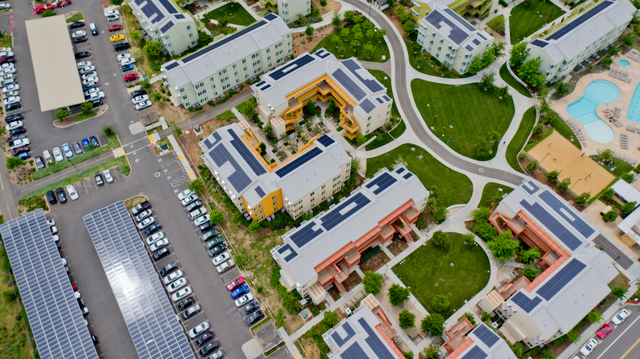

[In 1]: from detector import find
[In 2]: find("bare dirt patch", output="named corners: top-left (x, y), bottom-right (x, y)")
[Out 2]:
top-left (328, 285), bottom-right (341, 301)
top-left (7, 158), bottom-right (36, 186)
top-left (359, 251), bottom-right (390, 272)
top-left (178, 118), bottom-right (233, 167)
top-left (292, 25), bottom-right (335, 57)
top-left (383, 6), bottom-right (411, 41)
top-left (388, 237), bottom-right (409, 256)
top-left (343, 271), bottom-right (363, 292)
top-left (313, 0), bottom-right (341, 16)
top-left (300, 337), bottom-right (322, 359)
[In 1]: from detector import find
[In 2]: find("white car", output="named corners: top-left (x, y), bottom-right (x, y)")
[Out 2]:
top-left (86, 92), bottom-right (105, 101)
top-left (52, 147), bottom-right (64, 162)
top-left (187, 321), bottom-right (210, 339)
top-left (47, 219), bottom-right (56, 227)
top-left (9, 138), bottom-right (29, 149)
top-left (212, 252), bottom-right (230, 266)
top-left (117, 53), bottom-right (131, 62)
top-left (77, 61), bottom-right (92, 68)
top-left (178, 189), bottom-right (195, 201)
top-left (4, 96), bottom-right (19, 105)
top-left (189, 207), bottom-right (207, 220)
top-left (66, 184), bottom-right (79, 200)
top-left (579, 338), bottom-right (599, 356)
top-left (162, 270), bottom-right (184, 285)
top-left (145, 231), bottom-right (165, 246)
top-left (1, 63), bottom-right (14, 70)
top-left (135, 100), bottom-right (152, 111)
top-left (1, 84), bottom-right (17, 93)
top-left (612, 308), bottom-right (631, 325)
top-left (149, 238), bottom-right (169, 252)
top-left (103, 169), bottom-right (114, 183)
top-left (5, 121), bottom-right (22, 131)
top-left (216, 259), bottom-right (235, 273)
top-left (104, 9), bottom-right (120, 16)
top-left (171, 287), bottom-right (192, 302)
top-left (0, 48), bottom-right (12, 53)
top-left (3, 90), bottom-right (18, 99)
top-left (0, 51), bottom-right (13, 58)
top-left (137, 216), bottom-right (155, 229)
top-left (106, 14), bottom-right (119, 21)
top-left (194, 214), bottom-right (210, 226)
top-left (84, 87), bottom-right (101, 97)
top-left (0, 68), bottom-right (15, 76)
top-left (82, 72), bottom-right (98, 80)
top-left (135, 209), bottom-right (153, 222)
top-left (79, 66), bottom-right (96, 75)
top-left (120, 57), bottom-right (136, 66)
top-left (71, 30), bottom-right (86, 38)
top-left (166, 277), bottom-right (187, 293)
top-left (235, 293), bottom-right (254, 307)
top-left (50, 225), bottom-right (58, 235)
top-left (82, 77), bottom-right (99, 86)
top-left (132, 95), bottom-right (149, 104)
top-left (51, 235), bottom-right (59, 242)
top-left (181, 194), bottom-right (198, 206)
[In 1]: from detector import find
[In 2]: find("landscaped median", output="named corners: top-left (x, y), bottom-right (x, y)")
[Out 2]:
top-left (506, 106), bottom-right (536, 173)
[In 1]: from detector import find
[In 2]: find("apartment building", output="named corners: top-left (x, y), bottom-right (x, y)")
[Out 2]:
top-left (411, 0), bottom-right (492, 23)
top-left (526, 0), bottom-right (634, 82)
top-left (488, 180), bottom-right (618, 348)
top-left (199, 122), bottom-right (351, 222)
top-left (128, 0), bottom-right (198, 55)
top-left (259, 0), bottom-right (310, 24)
top-left (442, 320), bottom-right (516, 359)
top-left (162, 14), bottom-right (292, 109)
top-left (252, 48), bottom-right (393, 140)
top-left (416, 4), bottom-right (493, 74)
top-left (271, 166), bottom-right (428, 303)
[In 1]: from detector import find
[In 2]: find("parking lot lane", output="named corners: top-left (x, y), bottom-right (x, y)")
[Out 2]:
top-left (588, 306), bottom-right (640, 359)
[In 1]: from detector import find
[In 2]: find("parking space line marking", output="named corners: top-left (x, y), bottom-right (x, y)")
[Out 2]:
top-left (596, 313), bottom-right (640, 359)
top-left (121, 136), bottom-right (150, 148)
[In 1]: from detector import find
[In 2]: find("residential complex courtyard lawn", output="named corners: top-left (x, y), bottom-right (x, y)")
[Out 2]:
top-left (479, 182), bottom-right (514, 208)
top-left (509, 0), bottom-right (564, 44)
top-left (506, 106), bottom-right (536, 173)
top-left (366, 144), bottom-right (473, 208)
top-left (500, 63), bottom-right (532, 98)
top-left (393, 233), bottom-right (490, 318)
top-left (203, 2), bottom-right (255, 26)
top-left (312, 21), bottom-right (390, 63)
top-left (411, 79), bottom-right (515, 161)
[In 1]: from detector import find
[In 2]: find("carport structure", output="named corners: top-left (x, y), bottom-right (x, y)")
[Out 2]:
top-left (25, 15), bottom-right (84, 112)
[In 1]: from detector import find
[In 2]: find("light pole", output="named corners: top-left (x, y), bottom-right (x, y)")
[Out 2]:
top-left (571, 177), bottom-right (582, 189)
top-left (541, 152), bottom-right (551, 165)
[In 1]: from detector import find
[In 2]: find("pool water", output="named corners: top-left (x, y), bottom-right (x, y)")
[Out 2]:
top-left (620, 59), bottom-right (631, 68)
top-left (628, 80), bottom-right (640, 122)
top-left (566, 80), bottom-right (619, 144)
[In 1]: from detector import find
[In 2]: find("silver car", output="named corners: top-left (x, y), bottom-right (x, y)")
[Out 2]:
top-left (61, 143), bottom-right (74, 159)
top-left (52, 147), bottom-right (64, 162)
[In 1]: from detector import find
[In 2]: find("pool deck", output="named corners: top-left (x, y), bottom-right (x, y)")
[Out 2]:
top-left (553, 53), bottom-right (640, 162)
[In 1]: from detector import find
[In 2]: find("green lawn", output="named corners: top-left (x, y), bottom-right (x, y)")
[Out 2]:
top-left (591, 155), bottom-right (634, 178)
top-left (393, 232), bottom-right (490, 318)
top-left (203, 2), bottom-right (255, 26)
top-left (366, 144), bottom-right (473, 207)
top-left (364, 69), bottom-right (405, 150)
top-left (411, 79), bottom-right (515, 160)
top-left (509, 0), bottom-right (564, 43)
top-left (368, 70), bottom-right (399, 118)
top-left (479, 182), bottom-right (514, 208)
top-left (312, 22), bottom-right (390, 63)
top-left (366, 120), bottom-right (406, 150)
top-left (500, 63), bottom-right (532, 98)
top-left (548, 110), bottom-right (581, 149)
top-left (405, 41), bottom-right (440, 76)
top-left (66, 12), bottom-right (84, 23)
top-left (506, 106), bottom-right (536, 173)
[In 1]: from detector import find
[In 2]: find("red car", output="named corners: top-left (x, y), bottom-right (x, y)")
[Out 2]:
top-left (596, 323), bottom-right (613, 339)
top-left (11, 146), bottom-right (29, 156)
top-left (226, 277), bottom-right (245, 292)
top-left (34, 4), bottom-right (54, 14)
top-left (124, 73), bottom-right (138, 82)
top-left (109, 24), bottom-right (123, 32)
top-left (0, 57), bottom-right (15, 64)
top-left (72, 283), bottom-right (77, 291)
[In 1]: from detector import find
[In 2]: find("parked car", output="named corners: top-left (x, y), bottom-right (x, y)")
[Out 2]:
top-left (188, 321), bottom-right (210, 339)
top-left (230, 284), bottom-right (249, 299)
top-left (8, 133), bottom-right (26, 142)
top-left (94, 172), bottom-right (104, 186)
top-left (159, 262), bottom-right (178, 277)
top-left (208, 243), bottom-right (227, 258)
top-left (84, 87), bottom-right (100, 97)
top-left (135, 209), bottom-right (153, 222)
top-left (109, 34), bottom-right (124, 42)
top-left (136, 216), bottom-right (155, 229)
top-left (121, 64), bottom-right (134, 72)
top-left (71, 30), bottom-right (86, 39)
top-left (166, 277), bottom-right (187, 293)
top-left (149, 238), bottom-right (169, 252)
top-left (117, 53), bottom-right (131, 62)
top-left (205, 237), bottom-right (225, 249)
top-left (16, 152), bottom-right (30, 161)
top-left (135, 100), bottom-right (152, 111)
top-left (2, 90), bottom-right (17, 100)
top-left (72, 142), bottom-right (83, 155)
top-left (103, 169), bottom-right (114, 183)
top-left (82, 72), bottom-right (97, 80)
top-left (61, 143), bottom-right (74, 159)
top-left (131, 200), bottom-right (151, 215)
top-left (212, 252), bottom-right (230, 266)
top-left (194, 214), bottom-right (211, 226)
top-left (183, 305), bottom-right (201, 320)
top-left (199, 221), bottom-right (214, 232)
top-left (200, 341), bottom-right (220, 356)
top-left (90, 23), bottom-right (98, 35)
top-left (104, 9), bottom-right (120, 17)
top-left (5, 113), bottom-right (22, 122)
top-left (75, 52), bottom-right (91, 60)
top-left (81, 138), bottom-right (91, 151)
top-left (52, 147), bottom-right (64, 162)
top-left (145, 223), bottom-right (162, 236)
top-left (34, 156), bottom-right (45, 170)
top-left (82, 77), bottom-right (99, 86)
top-left (171, 286), bottom-right (192, 302)
top-left (4, 95), bottom-right (19, 104)
top-left (130, 89), bottom-right (146, 98)
top-left (106, 14), bottom-right (119, 21)
top-left (195, 329), bottom-right (213, 346)
top-left (202, 229), bottom-right (220, 242)
top-left (612, 309), bottom-right (631, 325)
top-left (109, 24), bottom-right (123, 32)
top-left (245, 310), bottom-right (265, 326)
top-left (162, 270), bottom-right (184, 285)
top-left (121, 58), bottom-right (136, 66)
top-left (89, 136), bottom-right (100, 147)
top-left (244, 301), bottom-right (260, 315)
top-left (579, 338), bottom-right (599, 357)
top-left (189, 207), bottom-right (207, 220)
top-left (79, 66), bottom-right (96, 75)
top-left (77, 61), bottom-right (92, 68)
top-left (46, 190), bottom-right (57, 204)
top-left (185, 200), bottom-right (203, 212)
top-left (596, 323), bottom-right (613, 339)
top-left (235, 293), bottom-right (254, 307)
top-left (66, 184), bottom-right (79, 200)
top-left (146, 232), bottom-right (165, 246)
top-left (8, 128), bottom-right (25, 136)
top-left (181, 194), bottom-right (198, 206)
top-left (114, 43), bottom-right (130, 51)
top-left (55, 188), bottom-right (67, 203)
top-left (132, 94), bottom-right (149, 104)
top-left (5, 102), bottom-right (20, 111)
top-left (153, 247), bottom-right (170, 261)
top-left (10, 146), bottom-right (28, 157)
top-left (226, 277), bottom-right (245, 292)
top-left (5, 121), bottom-right (22, 132)
top-left (177, 296), bottom-right (195, 311)
top-left (124, 73), bottom-right (138, 82)
top-left (9, 138), bottom-right (29, 149)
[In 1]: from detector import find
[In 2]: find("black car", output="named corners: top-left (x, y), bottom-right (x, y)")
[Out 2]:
top-left (159, 262), bottom-right (178, 277)
top-left (131, 200), bottom-right (151, 215)
top-left (89, 99), bottom-right (103, 107)
top-left (177, 296), bottom-right (194, 310)
top-left (130, 90), bottom-right (146, 98)
top-left (196, 331), bottom-right (215, 347)
top-left (73, 36), bottom-right (87, 43)
top-left (74, 51), bottom-right (91, 59)
top-left (5, 102), bottom-right (20, 111)
top-left (45, 190), bottom-right (57, 204)
top-left (145, 223), bottom-right (162, 236)
top-left (34, 156), bottom-right (45, 170)
top-left (245, 310), bottom-right (265, 326)
top-left (82, 84), bottom-right (97, 92)
top-left (69, 21), bottom-right (85, 29)
top-left (244, 301), bottom-right (260, 315)
top-left (200, 341), bottom-right (219, 356)
top-left (10, 147), bottom-right (28, 156)
top-left (8, 133), bottom-right (26, 142)
top-left (114, 43), bottom-right (130, 51)
top-left (5, 113), bottom-right (22, 123)
top-left (199, 221), bottom-right (214, 232)
top-left (9, 128), bottom-right (25, 136)
top-left (185, 200), bottom-right (203, 212)
top-left (202, 229), bottom-right (221, 242)
top-left (152, 247), bottom-right (170, 261)
top-left (94, 172), bottom-right (104, 186)
top-left (208, 243), bottom-right (227, 257)
top-left (55, 188), bottom-right (67, 203)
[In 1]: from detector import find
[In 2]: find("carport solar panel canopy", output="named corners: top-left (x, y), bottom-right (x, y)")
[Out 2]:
top-left (0, 210), bottom-right (98, 359)
top-left (83, 202), bottom-right (195, 359)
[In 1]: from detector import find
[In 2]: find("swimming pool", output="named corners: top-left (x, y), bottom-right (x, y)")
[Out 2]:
top-left (620, 59), bottom-right (631, 68)
top-left (628, 80), bottom-right (640, 123)
top-left (566, 80), bottom-right (619, 144)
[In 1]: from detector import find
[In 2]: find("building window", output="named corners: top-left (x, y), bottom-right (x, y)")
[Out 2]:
top-left (187, 25), bottom-right (191, 30)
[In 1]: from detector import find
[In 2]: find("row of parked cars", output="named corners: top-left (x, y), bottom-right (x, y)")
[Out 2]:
top-left (0, 47), bottom-right (21, 112)
top-left (572, 308), bottom-right (631, 358)
top-left (44, 169), bottom-right (114, 204)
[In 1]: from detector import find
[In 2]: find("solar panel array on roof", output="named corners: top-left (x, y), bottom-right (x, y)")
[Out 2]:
top-left (358, 318), bottom-right (396, 359)
top-left (465, 45), bottom-right (474, 51)
top-left (321, 193), bottom-right (371, 230)
top-left (537, 259), bottom-right (586, 301)
top-left (290, 221), bottom-right (325, 248)
top-left (444, 8), bottom-right (476, 31)
top-left (461, 346), bottom-right (488, 359)
top-left (332, 322), bottom-right (356, 347)
top-left (208, 146), bottom-right (252, 192)
top-left (255, 186), bottom-right (266, 198)
top-left (228, 129), bottom-right (267, 176)
top-left (376, 97), bottom-right (384, 104)
top-left (160, 20), bottom-right (174, 33)
top-left (141, 2), bottom-right (164, 23)
top-left (365, 172), bottom-right (397, 195)
top-left (396, 167), bottom-right (405, 174)
top-left (315, 49), bottom-right (331, 58)
top-left (264, 13), bottom-right (278, 21)
top-left (426, 10), bottom-right (469, 45)
top-left (277, 244), bottom-right (298, 262)
top-left (275, 147), bottom-right (322, 177)
top-left (134, 0), bottom-right (144, 4)
top-left (472, 38), bottom-right (481, 45)
top-left (531, 39), bottom-right (549, 48)
top-left (175, 14), bottom-right (185, 19)
top-left (539, 191), bottom-right (594, 238)
top-left (203, 138), bottom-right (213, 149)
top-left (255, 81), bottom-right (265, 88)
top-left (383, 95), bottom-right (391, 102)
top-left (522, 181), bottom-right (539, 195)
top-left (0, 210), bottom-right (99, 359)
top-left (547, 1), bottom-right (613, 40)
top-left (316, 134), bottom-right (335, 147)
top-left (477, 32), bottom-right (487, 40)
top-left (158, 0), bottom-right (178, 13)
top-left (473, 324), bottom-right (499, 347)
top-left (181, 21), bottom-right (267, 63)
top-left (403, 173), bottom-right (413, 179)
top-left (261, 84), bottom-right (272, 91)
top-left (519, 200), bottom-right (583, 250)
top-left (342, 342), bottom-right (368, 359)
top-left (332, 68), bottom-right (366, 101)
top-left (83, 202), bottom-right (195, 359)
top-left (164, 61), bottom-right (180, 70)
top-left (511, 292), bottom-right (542, 313)
top-left (342, 59), bottom-right (384, 93)
top-left (360, 99), bottom-right (375, 114)
top-left (269, 54), bottom-right (315, 80)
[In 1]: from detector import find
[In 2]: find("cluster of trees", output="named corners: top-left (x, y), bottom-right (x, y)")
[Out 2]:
top-left (329, 13), bottom-right (385, 59)
top-left (395, 6), bottom-right (417, 37)
top-left (544, 170), bottom-right (591, 205)
top-left (469, 42), bottom-right (505, 75)
top-left (510, 42), bottom-right (546, 89)
top-left (416, 190), bottom-right (448, 227)
top-left (471, 207), bottom-right (520, 263)
top-left (475, 129), bottom-right (502, 160)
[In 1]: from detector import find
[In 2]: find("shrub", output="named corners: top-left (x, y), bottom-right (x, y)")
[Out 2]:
top-left (621, 201), bottom-right (637, 215)
top-left (431, 295), bottom-right (450, 313)
top-left (421, 314), bottom-right (445, 336)
top-left (603, 210), bottom-right (618, 222)
top-left (557, 178), bottom-right (570, 192)
top-left (431, 230), bottom-right (450, 248)
top-left (546, 170), bottom-right (559, 182)
top-left (458, 312), bottom-right (476, 326)
top-left (622, 173), bottom-right (635, 183)
top-left (526, 160), bottom-right (538, 172)
top-left (398, 310), bottom-right (415, 329)
top-left (323, 311), bottom-right (339, 327)
top-left (388, 284), bottom-right (410, 306)
top-left (363, 270), bottom-right (383, 295)
top-left (532, 123), bottom-right (544, 136)
top-left (575, 192), bottom-right (591, 206)
top-left (210, 210), bottom-right (224, 224)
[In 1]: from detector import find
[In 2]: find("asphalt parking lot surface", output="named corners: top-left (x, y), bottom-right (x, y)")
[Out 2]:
top-left (584, 305), bottom-right (640, 359)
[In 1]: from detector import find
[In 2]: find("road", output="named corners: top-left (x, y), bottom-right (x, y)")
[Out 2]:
top-left (588, 305), bottom-right (640, 359)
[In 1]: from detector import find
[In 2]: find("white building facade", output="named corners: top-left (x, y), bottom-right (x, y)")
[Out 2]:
top-left (277, 0), bottom-right (311, 24)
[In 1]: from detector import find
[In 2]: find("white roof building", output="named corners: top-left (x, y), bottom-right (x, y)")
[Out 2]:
top-left (611, 180), bottom-right (640, 205)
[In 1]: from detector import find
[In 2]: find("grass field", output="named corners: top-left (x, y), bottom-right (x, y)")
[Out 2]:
top-left (591, 155), bottom-right (634, 178)
top-left (203, 2), bottom-right (255, 26)
top-left (479, 182), bottom-right (514, 208)
top-left (366, 144), bottom-right (473, 208)
top-left (312, 22), bottom-right (390, 63)
top-left (500, 63), bottom-right (532, 98)
top-left (366, 120), bottom-right (406, 150)
top-left (411, 79), bottom-right (515, 160)
top-left (506, 106), bottom-right (536, 173)
top-left (405, 41), bottom-right (441, 76)
top-left (509, 0), bottom-right (564, 43)
top-left (66, 12), bottom-right (84, 23)
top-left (365, 69), bottom-right (405, 150)
top-left (393, 232), bottom-right (490, 318)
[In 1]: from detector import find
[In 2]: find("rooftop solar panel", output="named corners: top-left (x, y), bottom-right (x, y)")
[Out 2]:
top-left (465, 45), bottom-right (474, 52)
top-left (472, 38), bottom-right (481, 45)
top-left (444, 8), bottom-right (476, 31)
top-left (360, 99), bottom-right (375, 114)
top-left (383, 95), bottom-right (391, 102)
top-left (142, 2), bottom-right (164, 24)
top-left (277, 244), bottom-right (298, 262)
top-left (332, 68), bottom-right (366, 101)
top-left (264, 13), bottom-right (278, 21)
top-left (261, 84), bottom-right (272, 91)
top-left (460, 346), bottom-right (488, 359)
top-left (539, 191), bottom-right (594, 238)
top-left (208, 145), bottom-right (252, 192)
top-left (511, 292), bottom-right (542, 313)
top-left (182, 21), bottom-right (267, 63)
top-left (290, 221), bottom-right (325, 248)
top-left (83, 202), bottom-right (195, 359)
top-left (342, 59), bottom-right (384, 93)
top-left (396, 167), bottom-right (405, 174)
top-left (160, 20), bottom-right (174, 33)
top-left (316, 49), bottom-right (331, 58)
top-left (228, 129), bottom-right (267, 176)
top-left (403, 173), bottom-right (412, 179)
top-left (519, 200), bottom-right (583, 251)
top-left (426, 10), bottom-right (469, 45)
top-left (317, 135), bottom-right (335, 147)
top-left (321, 193), bottom-right (371, 231)
top-left (531, 39), bottom-right (549, 48)
top-left (175, 14), bottom-right (185, 19)
top-left (255, 186), bottom-right (266, 198)
top-left (164, 61), bottom-right (180, 71)
top-left (522, 180), bottom-right (539, 195)
top-left (0, 210), bottom-right (100, 359)
top-left (547, 1), bottom-right (613, 40)
top-left (376, 97), bottom-right (384, 104)
top-left (365, 172), bottom-right (397, 195)
top-left (275, 147), bottom-right (323, 177)
top-left (342, 342), bottom-right (368, 359)
top-left (255, 81), bottom-right (265, 88)
top-left (477, 32), bottom-right (487, 40)
top-left (134, 0), bottom-right (144, 5)
top-left (269, 54), bottom-right (315, 80)
top-left (158, 0), bottom-right (178, 13)
top-left (537, 259), bottom-right (586, 301)
top-left (472, 324), bottom-right (499, 347)
top-left (203, 138), bottom-right (213, 149)
top-left (358, 318), bottom-right (396, 359)
top-left (331, 322), bottom-right (356, 347)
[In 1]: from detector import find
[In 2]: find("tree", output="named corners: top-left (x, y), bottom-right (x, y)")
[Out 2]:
top-left (607, 45), bottom-right (620, 57)
top-left (103, 125), bottom-right (115, 137)
top-left (469, 56), bottom-right (484, 75)
top-left (612, 286), bottom-right (628, 300)
top-left (586, 309), bottom-right (603, 323)
top-left (351, 158), bottom-right (362, 174)
top-left (433, 206), bottom-right (448, 224)
top-left (332, 13), bottom-right (342, 27)
top-left (304, 100), bottom-right (315, 117)
top-left (622, 172), bottom-right (635, 183)
top-left (264, 123), bottom-right (274, 139)
top-left (375, 28), bottom-right (386, 42)
top-left (509, 42), bottom-right (528, 68)
top-left (319, 0), bottom-right (327, 6)
top-left (431, 295), bottom-right (450, 313)
top-left (388, 284), bottom-right (410, 306)
top-left (622, 33), bottom-right (635, 47)
top-left (340, 27), bottom-right (350, 37)
top-left (130, 30), bottom-right (143, 42)
top-left (322, 311), bottom-right (339, 328)
top-left (472, 207), bottom-right (492, 223)
top-left (363, 270), bottom-right (383, 295)
top-left (603, 210), bottom-right (618, 222)
top-left (602, 149), bottom-right (612, 160)
top-left (363, 44), bottom-right (374, 58)
top-left (601, 57), bottom-right (613, 66)
top-left (81, 102), bottom-right (93, 115)
top-left (602, 188), bottom-right (615, 201)
top-left (546, 170), bottom-right (559, 183)
top-left (424, 344), bottom-right (440, 359)
top-left (172, 124), bottom-right (183, 137)
top-left (458, 312), bottom-right (476, 326)
top-left (491, 42), bottom-right (506, 58)
top-left (143, 41), bottom-right (163, 57)
top-left (473, 222), bottom-right (497, 242)
top-left (210, 210), bottom-right (224, 224)
top-left (520, 248), bottom-right (541, 264)
top-left (327, 97), bottom-right (337, 114)
top-left (487, 230), bottom-right (519, 262)
top-left (566, 329), bottom-right (581, 344)
top-left (56, 109), bottom-right (69, 120)
top-left (343, 10), bottom-right (355, 23)
top-left (621, 201), bottom-right (637, 215)
top-left (431, 230), bottom-right (450, 248)
top-left (111, 0), bottom-right (124, 4)
top-left (188, 179), bottom-right (205, 195)
top-left (41, 9), bottom-right (57, 17)
top-left (518, 57), bottom-right (545, 88)
top-left (532, 123), bottom-right (544, 136)
top-left (557, 178), bottom-right (570, 192)
top-left (421, 314), bottom-right (445, 337)
top-left (305, 26), bottom-right (314, 37)
top-left (526, 160), bottom-right (538, 172)
top-left (248, 220), bottom-right (261, 233)
top-left (554, 80), bottom-right (570, 97)
top-left (139, 79), bottom-right (151, 90)
top-left (402, 21), bottom-right (416, 37)
top-left (575, 192), bottom-right (591, 206)
top-left (541, 349), bottom-right (556, 359)
top-left (331, 34), bottom-right (341, 47)
top-left (152, 91), bottom-right (163, 101)
top-left (480, 71), bottom-right (495, 89)
top-left (5, 157), bottom-right (25, 170)
top-left (523, 265), bottom-right (541, 281)
top-left (398, 310), bottom-right (415, 329)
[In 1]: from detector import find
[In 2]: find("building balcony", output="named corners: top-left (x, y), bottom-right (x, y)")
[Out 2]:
top-left (402, 207), bottom-right (419, 222)
top-left (260, 0), bottom-right (277, 6)
top-left (380, 224), bottom-right (395, 240)
top-left (318, 267), bottom-right (333, 286)
top-left (339, 111), bottom-right (359, 139)
top-left (343, 247), bottom-right (360, 267)
top-left (328, 265), bottom-right (348, 283)
top-left (392, 219), bottom-right (412, 236)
